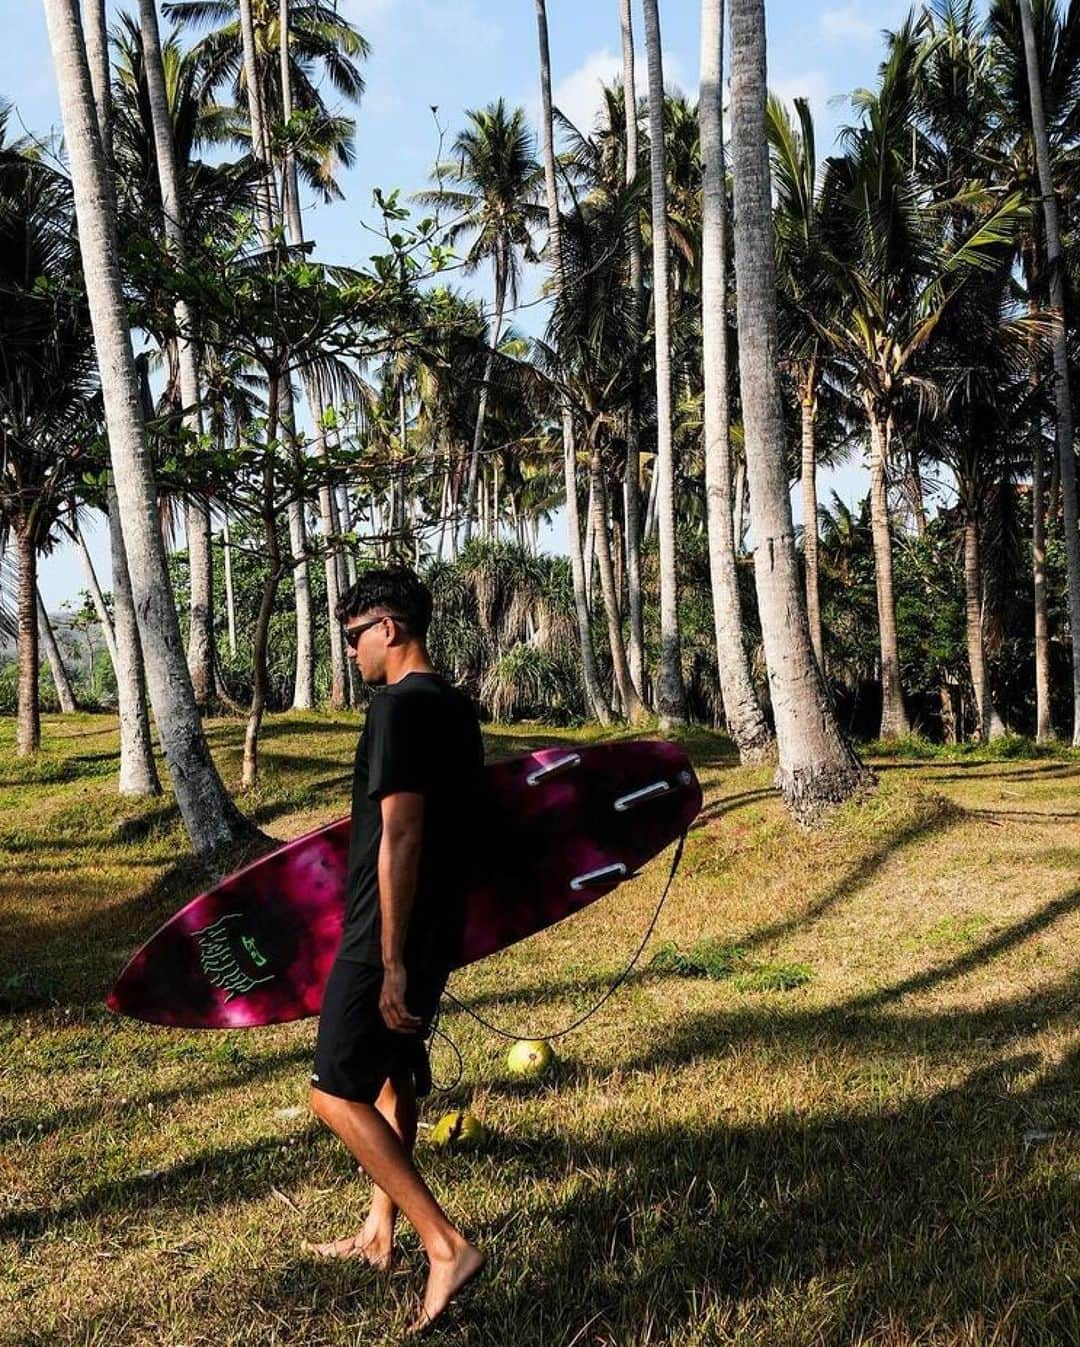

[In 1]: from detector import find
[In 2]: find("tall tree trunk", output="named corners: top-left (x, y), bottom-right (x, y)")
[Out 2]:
top-left (222, 508), bottom-right (238, 657)
top-left (15, 522), bottom-right (41, 754)
top-left (137, 0), bottom-right (215, 709)
top-left (276, 3), bottom-right (345, 710)
top-left (1019, 0), bottom-right (1080, 744)
top-left (88, 12), bottom-right (159, 793)
top-left (463, 264), bottom-right (507, 546)
top-left (69, 513), bottom-right (117, 668)
top-left (700, 0), bottom-right (772, 762)
top-left (244, 382), bottom-right (284, 788)
top-left (185, 498), bottom-right (214, 708)
top-left (642, 0), bottom-right (687, 727)
top-left (38, 590), bottom-right (78, 713)
top-left (963, 509), bottom-right (991, 742)
top-left (620, 0), bottom-right (647, 699)
top-left (44, 0), bottom-right (251, 852)
top-left (277, 382), bottom-right (314, 710)
top-left (867, 409), bottom-right (910, 737)
top-left (1032, 426), bottom-right (1053, 741)
top-left (535, 0), bottom-right (612, 724)
top-left (37, 590), bottom-right (77, 712)
top-left (800, 378), bottom-right (824, 673)
top-left (238, 0), bottom-right (276, 233)
top-left (591, 449), bottom-right (646, 720)
top-left (109, 480), bottom-right (160, 794)
top-left (732, 456), bottom-right (747, 550)
top-left (728, 0), bottom-right (869, 820)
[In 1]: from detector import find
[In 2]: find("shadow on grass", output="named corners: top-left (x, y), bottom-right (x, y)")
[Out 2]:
top-left (10, 1025), bottom-right (1076, 1346)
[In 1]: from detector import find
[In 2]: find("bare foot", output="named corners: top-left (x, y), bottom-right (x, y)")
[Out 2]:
top-left (301, 1224), bottom-right (393, 1270)
top-left (407, 1239), bottom-right (485, 1336)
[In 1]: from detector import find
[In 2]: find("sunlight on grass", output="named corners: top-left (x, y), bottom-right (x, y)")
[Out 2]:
top-left (1, 712), bottom-right (1078, 1346)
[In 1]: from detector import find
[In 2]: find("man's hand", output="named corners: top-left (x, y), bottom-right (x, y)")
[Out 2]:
top-left (380, 962), bottom-right (422, 1033)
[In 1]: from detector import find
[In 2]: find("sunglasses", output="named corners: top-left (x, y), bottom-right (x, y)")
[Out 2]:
top-left (343, 614), bottom-right (407, 650)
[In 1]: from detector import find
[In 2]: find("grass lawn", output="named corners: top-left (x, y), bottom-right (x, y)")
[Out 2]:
top-left (1, 712), bottom-right (1078, 1346)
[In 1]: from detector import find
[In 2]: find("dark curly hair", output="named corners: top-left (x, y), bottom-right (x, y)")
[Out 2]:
top-left (335, 567), bottom-right (433, 640)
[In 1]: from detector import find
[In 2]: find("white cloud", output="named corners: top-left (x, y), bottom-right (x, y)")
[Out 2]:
top-left (552, 47), bottom-right (622, 134)
top-left (820, 5), bottom-right (881, 43)
top-left (551, 46), bottom-right (690, 138)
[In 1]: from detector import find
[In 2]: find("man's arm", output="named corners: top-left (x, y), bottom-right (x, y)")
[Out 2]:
top-left (377, 790), bottom-right (425, 1032)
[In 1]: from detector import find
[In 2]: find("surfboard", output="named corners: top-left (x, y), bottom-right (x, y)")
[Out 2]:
top-left (106, 738), bottom-right (702, 1028)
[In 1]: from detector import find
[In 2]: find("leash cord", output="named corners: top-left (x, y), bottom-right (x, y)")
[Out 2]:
top-left (429, 829), bottom-right (687, 1086)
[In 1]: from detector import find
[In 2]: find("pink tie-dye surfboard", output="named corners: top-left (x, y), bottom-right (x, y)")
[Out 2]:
top-left (107, 739), bottom-right (702, 1028)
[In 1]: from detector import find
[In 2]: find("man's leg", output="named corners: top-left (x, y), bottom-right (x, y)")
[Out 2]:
top-left (310, 1086), bottom-right (484, 1333)
top-left (303, 1072), bottom-right (416, 1266)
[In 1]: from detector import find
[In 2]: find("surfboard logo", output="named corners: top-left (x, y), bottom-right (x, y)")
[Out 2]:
top-left (194, 913), bottom-right (276, 1001)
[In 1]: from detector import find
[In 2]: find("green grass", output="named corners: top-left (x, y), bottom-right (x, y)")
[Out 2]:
top-left (2, 711), bottom-right (1079, 1346)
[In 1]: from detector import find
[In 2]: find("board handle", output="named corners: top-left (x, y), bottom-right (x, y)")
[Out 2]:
top-left (613, 780), bottom-right (673, 811)
top-left (570, 862), bottom-right (628, 891)
top-left (526, 752), bottom-right (581, 786)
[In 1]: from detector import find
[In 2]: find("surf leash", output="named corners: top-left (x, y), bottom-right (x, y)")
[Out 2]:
top-left (432, 828), bottom-right (688, 1081)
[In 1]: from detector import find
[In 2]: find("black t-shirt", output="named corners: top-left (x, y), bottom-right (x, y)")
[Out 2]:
top-left (337, 671), bottom-right (484, 975)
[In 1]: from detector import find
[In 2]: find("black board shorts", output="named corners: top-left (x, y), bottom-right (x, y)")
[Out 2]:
top-left (311, 958), bottom-right (447, 1105)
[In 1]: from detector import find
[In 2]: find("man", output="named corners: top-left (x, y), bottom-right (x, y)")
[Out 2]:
top-left (306, 567), bottom-right (485, 1335)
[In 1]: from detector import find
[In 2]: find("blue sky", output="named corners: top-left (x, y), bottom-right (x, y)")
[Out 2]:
top-left (3, 0), bottom-right (912, 608)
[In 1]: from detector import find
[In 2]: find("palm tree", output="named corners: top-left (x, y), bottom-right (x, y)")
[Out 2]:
top-left (619, 0), bottom-right (647, 698)
top-left (821, 20), bottom-right (1025, 738)
top-left (766, 93), bottom-right (833, 672)
top-left (42, 0), bottom-right (252, 853)
top-left (0, 131), bottom-right (94, 754)
top-left (641, 0), bottom-right (688, 727)
top-left (541, 177), bottom-right (647, 721)
top-left (984, 0), bottom-right (1080, 742)
top-left (85, 3), bottom-right (160, 795)
top-left (1016, 0), bottom-right (1080, 744)
top-left (727, 0), bottom-right (869, 819)
top-left (416, 100), bottom-right (544, 546)
top-left (700, 0), bottom-right (773, 761)
top-left (534, 0), bottom-right (612, 725)
top-left (136, 0), bottom-right (217, 710)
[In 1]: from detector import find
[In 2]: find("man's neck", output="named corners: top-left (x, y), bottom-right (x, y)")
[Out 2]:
top-left (385, 648), bottom-right (436, 685)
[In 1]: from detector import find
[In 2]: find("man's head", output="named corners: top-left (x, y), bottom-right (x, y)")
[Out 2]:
top-left (335, 568), bottom-right (434, 686)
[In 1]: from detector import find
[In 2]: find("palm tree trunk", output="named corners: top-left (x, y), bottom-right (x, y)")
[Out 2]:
top-left (644, 456), bottom-right (659, 539)
top-left (1032, 426), bottom-right (1053, 741)
top-left (16, 521), bottom-right (41, 754)
top-left (620, 0), bottom-right (646, 699)
top-left (185, 498), bottom-right (215, 708)
top-left (108, 480), bottom-right (160, 795)
top-left (464, 266), bottom-right (507, 546)
top-left (962, 509), bottom-right (991, 742)
top-left (277, 380), bottom-right (315, 709)
top-left (275, 4), bottom-right (345, 710)
top-left (800, 381), bottom-right (824, 672)
top-left (1018, 0), bottom-right (1080, 745)
top-left (732, 456), bottom-right (747, 550)
top-left (137, 0), bottom-right (216, 709)
top-left (700, 0), bottom-right (772, 761)
top-left (244, 381), bottom-right (283, 789)
top-left (222, 508), bottom-right (238, 657)
top-left (583, 476), bottom-right (596, 609)
top-left (728, 0), bottom-right (868, 820)
top-left (867, 409), bottom-right (910, 737)
top-left (85, 16), bottom-right (156, 789)
top-left (38, 590), bottom-right (78, 713)
top-left (43, 0), bottom-right (251, 852)
top-left (591, 449), bottom-right (646, 720)
top-left (642, 0), bottom-right (687, 727)
top-left (535, 0), bottom-right (612, 725)
top-left (238, 0), bottom-right (277, 233)
top-left (70, 514), bottom-right (117, 668)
